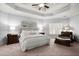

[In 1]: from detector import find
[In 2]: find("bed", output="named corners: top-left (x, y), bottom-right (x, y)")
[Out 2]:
top-left (19, 21), bottom-right (50, 51)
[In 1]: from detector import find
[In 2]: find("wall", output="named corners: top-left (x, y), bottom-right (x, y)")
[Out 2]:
top-left (0, 11), bottom-right (41, 32)
top-left (70, 14), bottom-right (79, 41)
top-left (0, 12), bottom-right (39, 45)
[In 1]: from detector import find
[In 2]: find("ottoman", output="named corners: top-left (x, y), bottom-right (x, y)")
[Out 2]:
top-left (55, 37), bottom-right (71, 46)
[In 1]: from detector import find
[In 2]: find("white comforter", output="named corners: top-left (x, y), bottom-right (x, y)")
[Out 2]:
top-left (19, 34), bottom-right (50, 51)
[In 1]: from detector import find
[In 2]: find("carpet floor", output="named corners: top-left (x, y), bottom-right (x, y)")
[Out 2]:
top-left (0, 39), bottom-right (79, 56)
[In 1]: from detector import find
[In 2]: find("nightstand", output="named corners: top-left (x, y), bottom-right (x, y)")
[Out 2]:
top-left (7, 34), bottom-right (19, 45)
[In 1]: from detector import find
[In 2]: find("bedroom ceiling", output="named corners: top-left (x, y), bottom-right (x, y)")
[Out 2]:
top-left (0, 3), bottom-right (79, 19)
top-left (6, 3), bottom-right (70, 16)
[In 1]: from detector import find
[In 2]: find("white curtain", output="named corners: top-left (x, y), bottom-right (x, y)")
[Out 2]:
top-left (49, 23), bottom-right (66, 35)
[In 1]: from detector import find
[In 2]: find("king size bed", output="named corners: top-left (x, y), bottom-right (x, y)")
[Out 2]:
top-left (19, 21), bottom-right (50, 51)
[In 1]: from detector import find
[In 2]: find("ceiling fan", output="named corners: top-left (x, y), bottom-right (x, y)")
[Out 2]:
top-left (32, 3), bottom-right (49, 11)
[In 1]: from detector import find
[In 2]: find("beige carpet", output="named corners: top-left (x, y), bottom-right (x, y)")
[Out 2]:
top-left (0, 39), bottom-right (79, 56)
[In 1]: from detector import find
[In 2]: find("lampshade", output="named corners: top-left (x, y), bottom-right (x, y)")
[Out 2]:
top-left (62, 24), bottom-right (72, 32)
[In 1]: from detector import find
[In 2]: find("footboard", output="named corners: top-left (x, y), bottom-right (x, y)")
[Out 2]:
top-left (19, 35), bottom-right (50, 51)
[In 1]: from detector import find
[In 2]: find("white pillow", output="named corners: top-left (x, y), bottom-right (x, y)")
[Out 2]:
top-left (21, 30), bottom-right (39, 36)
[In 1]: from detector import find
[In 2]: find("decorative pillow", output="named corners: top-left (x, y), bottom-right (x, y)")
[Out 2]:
top-left (21, 30), bottom-right (39, 36)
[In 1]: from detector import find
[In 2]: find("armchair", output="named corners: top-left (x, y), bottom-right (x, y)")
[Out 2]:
top-left (55, 31), bottom-right (73, 46)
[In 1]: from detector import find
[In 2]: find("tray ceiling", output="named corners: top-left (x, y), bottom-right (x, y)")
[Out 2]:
top-left (6, 3), bottom-right (70, 16)
top-left (0, 3), bottom-right (79, 19)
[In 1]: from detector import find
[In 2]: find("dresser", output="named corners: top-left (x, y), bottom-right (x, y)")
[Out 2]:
top-left (7, 34), bottom-right (19, 45)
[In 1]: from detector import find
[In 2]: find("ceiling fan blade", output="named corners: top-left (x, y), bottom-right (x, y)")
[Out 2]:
top-left (44, 3), bottom-right (47, 4)
top-left (32, 4), bottom-right (38, 6)
top-left (39, 7), bottom-right (42, 10)
top-left (44, 5), bottom-right (49, 8)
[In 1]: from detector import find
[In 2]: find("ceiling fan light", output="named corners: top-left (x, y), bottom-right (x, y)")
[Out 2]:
top-left (39, 4), bottom-right (44, 7)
